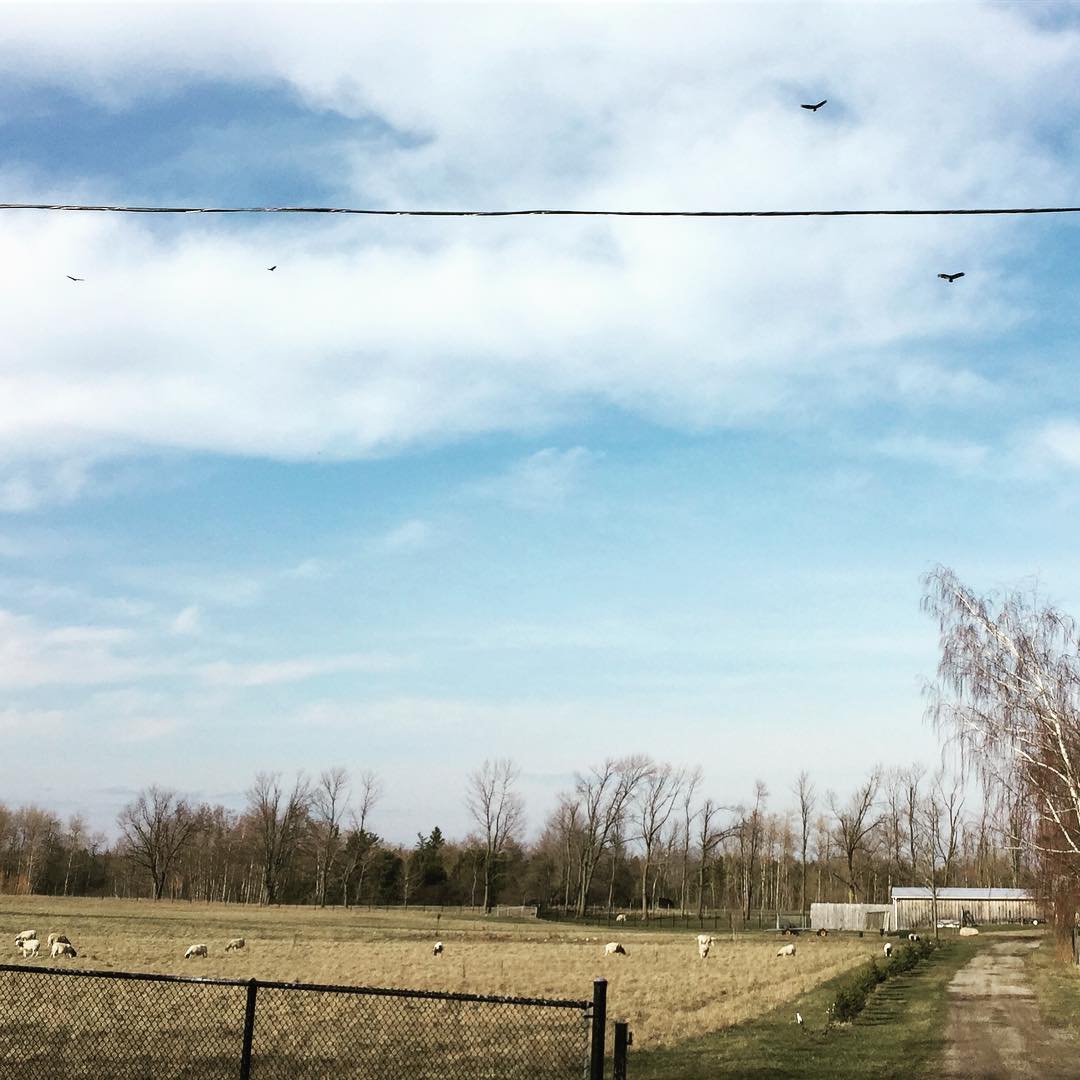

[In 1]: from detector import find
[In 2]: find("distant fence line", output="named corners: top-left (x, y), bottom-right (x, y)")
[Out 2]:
top-left (537, 907), bottom-right (810, 933)
top-left (0, 964), bottom-right (628, 1079)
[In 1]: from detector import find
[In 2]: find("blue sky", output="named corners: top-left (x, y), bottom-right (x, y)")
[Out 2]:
top-left (3, 1), bottom-right (1080, 840)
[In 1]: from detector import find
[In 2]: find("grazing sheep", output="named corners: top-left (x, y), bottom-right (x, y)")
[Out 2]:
top-left (615, 914), bottom-right (627, 923)
top-left (184, 944), bottom-right (208, 959)
top-left (18, 938), bottom-right (40, 958)
top-left (51, 941), bottom-right (77, 959)
top-left (47, 933), bottom-right (71, 949)
top-left (959, 926), bottom-right (979, 937)
top-left (908, 933), bottom-right (920, 943)
top-left (14, 930), bottom-right (37, 946)
top-left (225, 938), bottom-right (245, 952)
top-left (604, 942), bottom-right (628, 956)
top-left (432, 941), bottom-right (444, 957)
top-left (697, 934), bottom-right (715, 960)
top-left (883, 942), bottom-right (893, 957)
top-left (777, 943), bottom-right (797, 958)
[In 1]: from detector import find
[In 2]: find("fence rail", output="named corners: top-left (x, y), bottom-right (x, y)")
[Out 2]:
top-left (0, 963), bottom-right (612, 1079)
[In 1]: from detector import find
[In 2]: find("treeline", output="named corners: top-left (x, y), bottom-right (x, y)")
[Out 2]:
top-left (0, 755), bottom-right (1033, 912)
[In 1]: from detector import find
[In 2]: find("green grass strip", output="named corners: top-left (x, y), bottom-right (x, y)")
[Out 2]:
top-left (630, 936), bottom-right (981, 1080)
top-left (1026, 932), bottom-right (1080, 1038)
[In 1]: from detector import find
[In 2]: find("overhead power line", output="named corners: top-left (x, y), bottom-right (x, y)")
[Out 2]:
top-left (2, 202), bottom-right (1080, 219)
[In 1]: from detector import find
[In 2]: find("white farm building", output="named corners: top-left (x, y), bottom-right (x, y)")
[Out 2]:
top-left (891, 887), bottom-right (1039, 929)
top-left (810, 887), bottom-right (1039, 933)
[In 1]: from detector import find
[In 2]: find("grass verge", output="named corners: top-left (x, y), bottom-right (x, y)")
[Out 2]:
top-left (1026, 931), bottom-right (1080, 1039)
top-left (629, 935), bottom-right (981, 1080)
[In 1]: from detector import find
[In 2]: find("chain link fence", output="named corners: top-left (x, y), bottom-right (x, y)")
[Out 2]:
top-left (0, 963), bottom-right (607, 1079)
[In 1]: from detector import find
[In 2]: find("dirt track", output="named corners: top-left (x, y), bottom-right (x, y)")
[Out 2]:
top-left (942, 935), bottom-right (1076, 1079)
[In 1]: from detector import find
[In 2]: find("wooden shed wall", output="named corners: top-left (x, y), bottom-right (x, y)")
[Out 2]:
top-left (894, 897), bottom-right (1039, 928)
top-left (810, 903), bottom-right (895, 932)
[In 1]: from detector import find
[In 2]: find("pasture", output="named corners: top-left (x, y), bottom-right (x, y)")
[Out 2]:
top-left (0, 896), bottom-right (891, 1050)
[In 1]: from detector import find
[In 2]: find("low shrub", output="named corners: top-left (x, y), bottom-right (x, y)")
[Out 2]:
top-left (829, 939), bottom-right (939, 1024)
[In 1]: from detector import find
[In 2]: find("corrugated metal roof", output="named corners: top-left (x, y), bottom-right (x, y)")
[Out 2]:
top-left (890, 887), bottom-right (1034, 901)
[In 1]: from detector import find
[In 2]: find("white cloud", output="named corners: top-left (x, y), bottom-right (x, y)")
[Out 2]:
top-left (0, 457), bottom-right (95, 512)
top-left (0, 5), bottom-right (1074, 484)
top-left (0, 608), bottom-right (159, 688)
top-left (475, 447), bottom-right (594, 510)
top-left (199, 651), bottom-right (406, 687)
top-left (375, 519), bottom-right (431, 553)
top-left (170, 604), bottom-right (201, 635)
top-left (285, 558), bottom-right (331, 580)
top-left (872, 434), bottom-right (988, 474)
top-left (0, 705), bottom-right (66, 736)
top-left (1028, 419), bottom-right (1080, 470)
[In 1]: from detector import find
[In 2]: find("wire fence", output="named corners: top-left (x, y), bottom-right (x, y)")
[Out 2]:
top-left (0, 964), bottom-right (612, 1079)
top-left (537, 906), bottom-right (809, 934)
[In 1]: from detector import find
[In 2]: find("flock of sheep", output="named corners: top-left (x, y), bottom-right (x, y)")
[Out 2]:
top-left (603, 934), bottom-right (799, 960)
top-left (16, 923), bottom-right (916, 970)
top-left (13, 929), bottom-right (248, 963)
top-left (14, 929), bottom-right (76, 959)
top-left (185, 938), bottom-right (246, 959)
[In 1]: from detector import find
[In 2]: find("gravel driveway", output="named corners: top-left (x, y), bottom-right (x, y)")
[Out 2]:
top-left (941, 935), bottom-right (1076, 1079)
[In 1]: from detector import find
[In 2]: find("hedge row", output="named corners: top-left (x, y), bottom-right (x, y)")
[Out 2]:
top-left (829, 938), bottom-right (938, 1024)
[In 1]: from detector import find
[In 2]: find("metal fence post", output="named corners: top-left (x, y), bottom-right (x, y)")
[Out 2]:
top-left (239, 978), bottom-right (258, 1080)
top-left (613, 1021), bottom-right (629, 1080)
top-left (590, 978), bottom-right (607, 1080)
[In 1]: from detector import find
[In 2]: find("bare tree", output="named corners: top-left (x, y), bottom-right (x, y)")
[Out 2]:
top-left (696, 797), bottom-right (733, 918)
top-left (924, 567), bottom-right (1080, 872)
top-left (466, 758), bottom-right (525, 912)
top-left (829, 770), bottom-right (881, 902)
top-left (934, 770), bottom-right (965, 888)
top-left (744, 781), bottom-right (769, 919)
top-left (117, 787), bottom-right (197, 900)
top-left (794, 771), bottom-right (816, 917)
top-left (571, 756), bottom-right (650, 915)
top-left (634, 762), bottom-right (683, 916)
top-left (340, 769), bottom-right (382, 906)
top-left (246, 772), bottom-right (312, 905)
top-left (311, 767), bottom-right (350, 908)
top-left (677, 767), bottom-right (703, 910)
top-left (62, 814), bottom-right (85, 897)
top-left (904, 763), bottom-right (927, 878)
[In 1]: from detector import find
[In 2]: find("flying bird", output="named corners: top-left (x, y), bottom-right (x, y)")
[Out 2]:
top-left (267, 265), bottom-right (277, 271)
top-left (938, 272), bottom-right (965, 283)
top-left (801, 100), bottom-right (827, 112)
top-left (66, 275), bottom-right (85, 282)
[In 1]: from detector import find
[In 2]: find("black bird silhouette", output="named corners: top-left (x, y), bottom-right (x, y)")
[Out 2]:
top-left (66, 275), bottom-right (85, 282)
top-left (801, 100), bottom-right (827, 111)
top-left (938, 272), bottom-right (965, 283)
top-left (267, 265), bottom-right (277, 271)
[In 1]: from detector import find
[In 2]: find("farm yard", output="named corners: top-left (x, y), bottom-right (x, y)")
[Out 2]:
top-left (0, 896), bottom-right (890, 1053)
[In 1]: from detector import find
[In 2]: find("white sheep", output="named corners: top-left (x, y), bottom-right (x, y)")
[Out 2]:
top-left (51, 941), bottom-right (77, 959)
top-left (604, 942), bottom-right (628, 956)
top-left (615, 913), bottom-right (627, 923)
top-left (777, 943), bottom-right (796, 958)
top-left (908, 933), bottom-right (920, 943)
top-left (432, 941), bottom-right (444, 957)
top-left (697, 934), bottom-right (714, 960)
top-left (185, 944), bottom-right (208, 959)
top-left (47, 933), bottom-right (71, 949)
top-left (883, 942), bottom-right (893, 957)
top-left (14, 930), bottom-right (36, 947)
top-left (225, 938), bottom-right (245, 952)
top-left (18, 938), bottom-right (40, 958)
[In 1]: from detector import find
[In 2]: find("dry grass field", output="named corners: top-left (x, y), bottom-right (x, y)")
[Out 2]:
top-left (0, 895), bottom-right (887, 1052)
